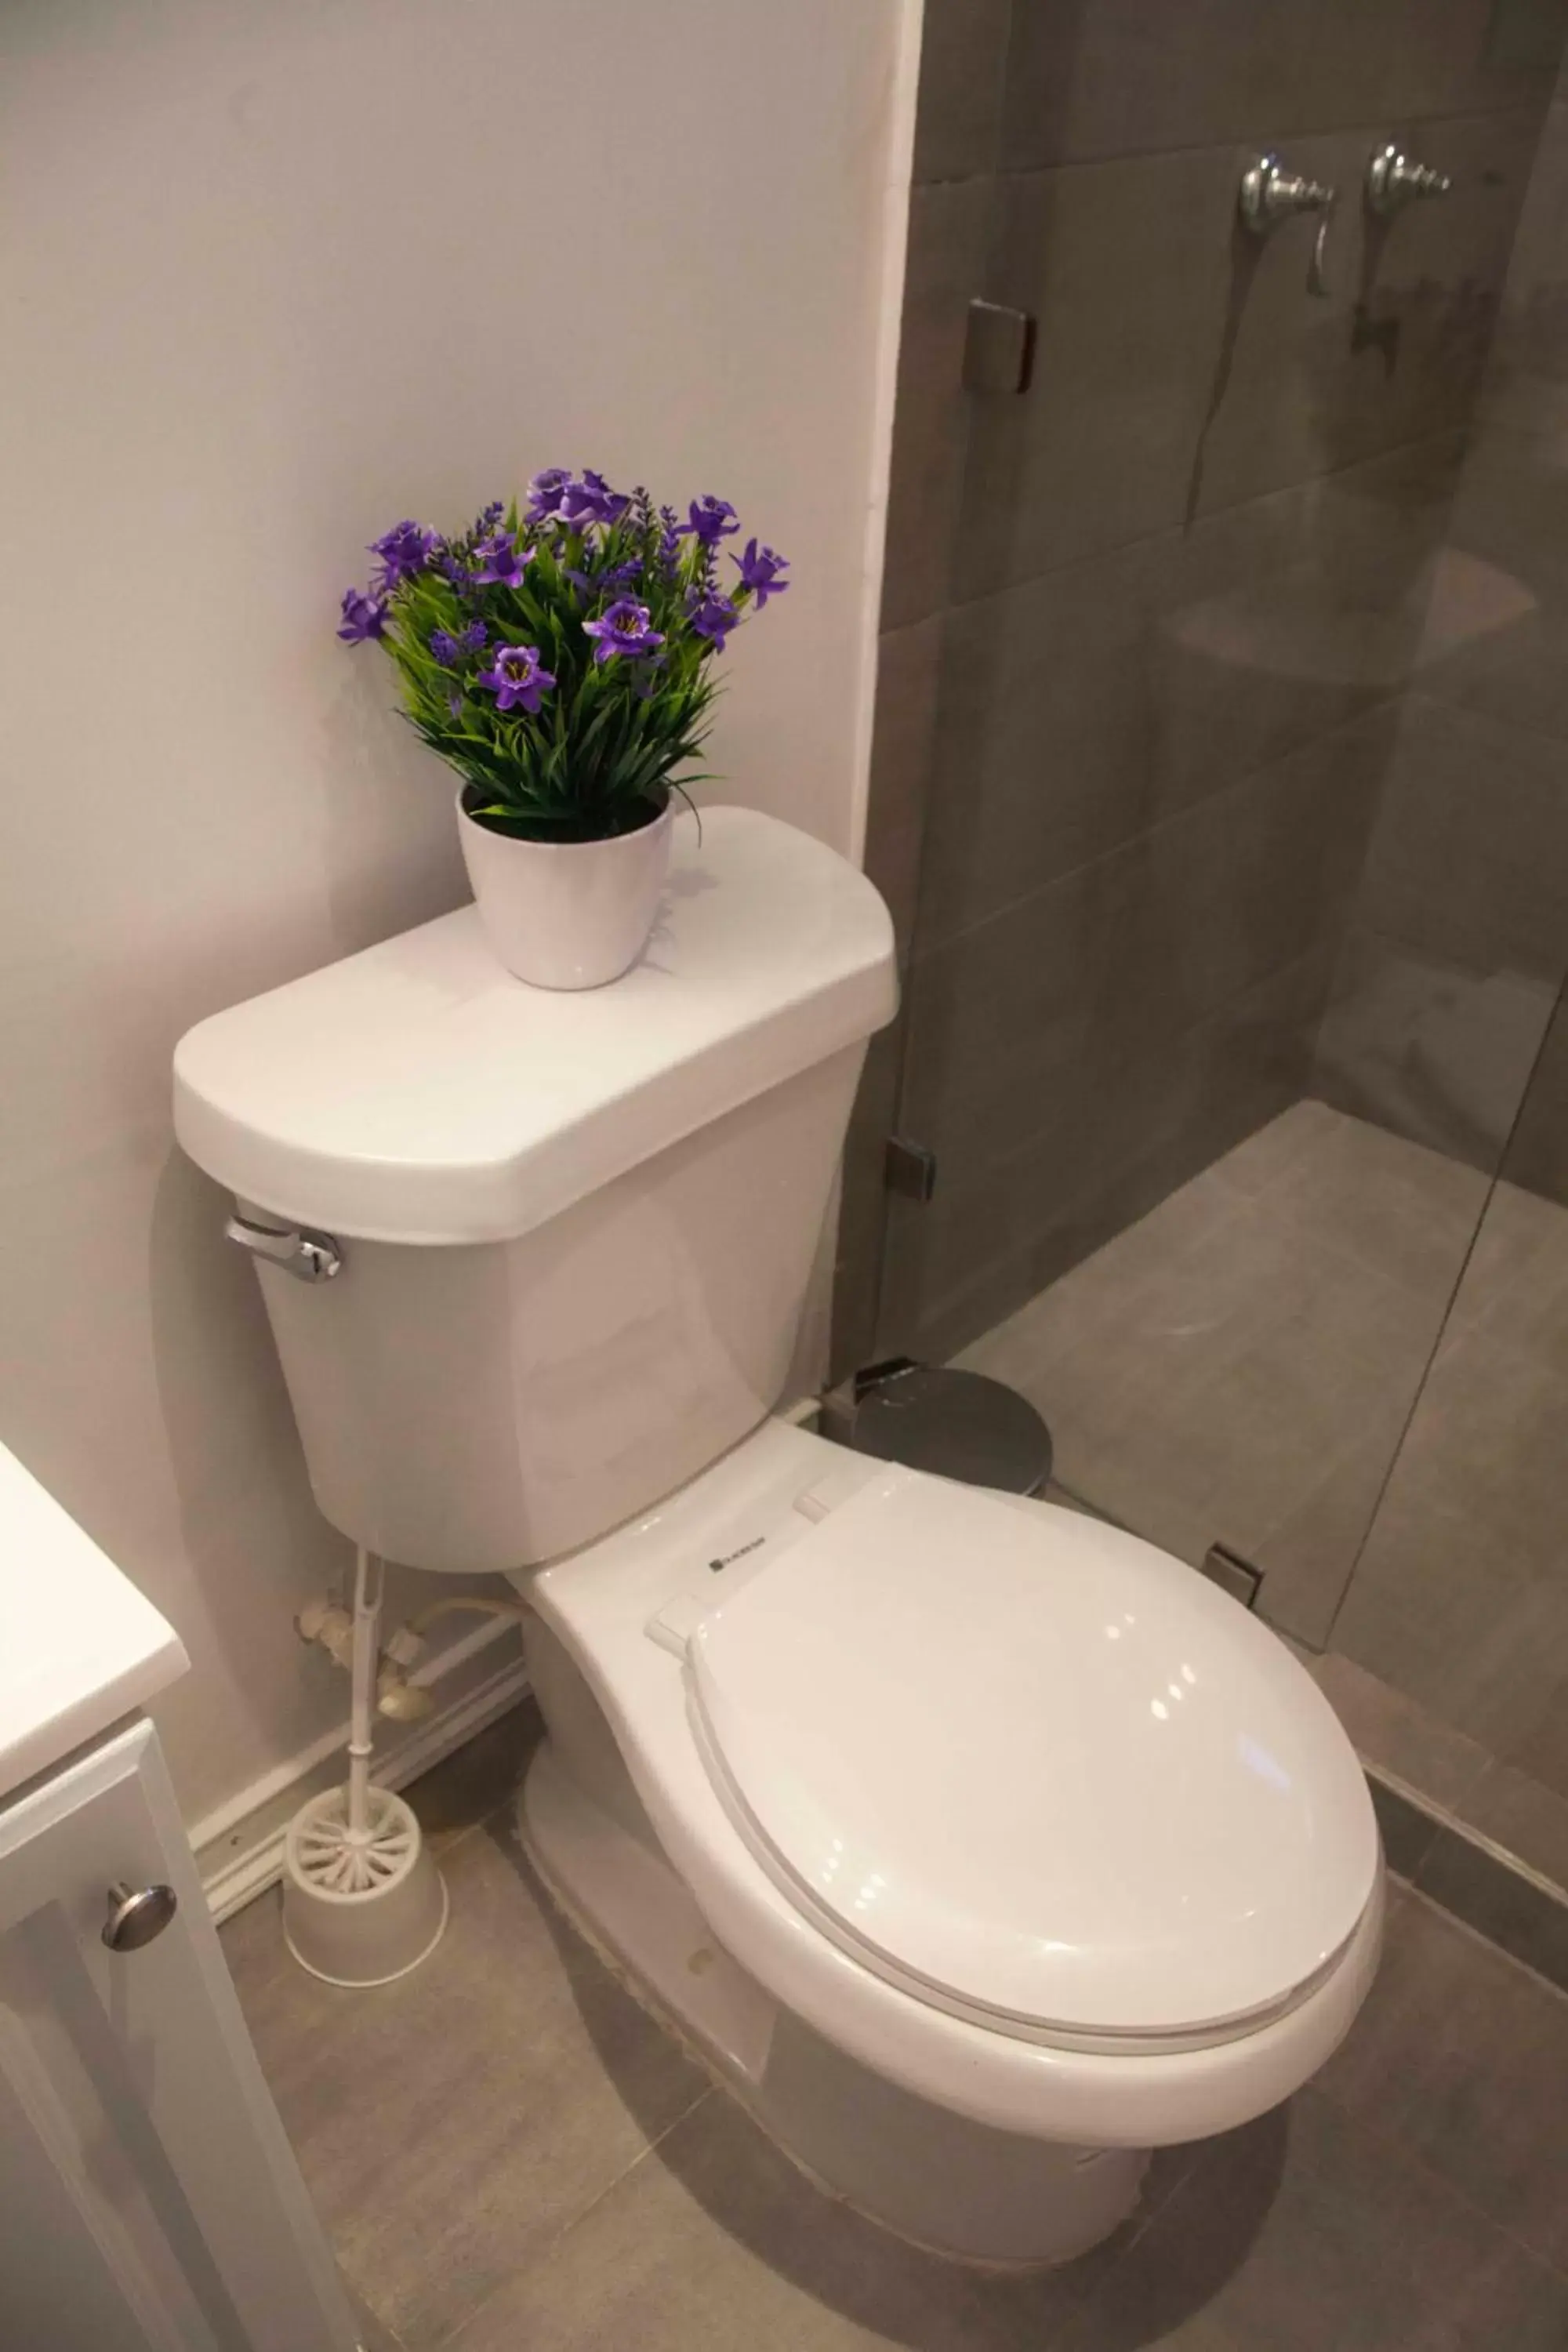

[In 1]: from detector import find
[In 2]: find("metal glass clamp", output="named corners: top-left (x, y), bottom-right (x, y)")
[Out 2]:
top-left (1238, 153), bottom-right (1338, 297)
top-left (224, 1212), bottom-right (343, 1283)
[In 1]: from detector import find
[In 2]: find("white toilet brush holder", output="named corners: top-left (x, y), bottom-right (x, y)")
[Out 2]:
top-left (281, 1550), bottom-right (448, 1987)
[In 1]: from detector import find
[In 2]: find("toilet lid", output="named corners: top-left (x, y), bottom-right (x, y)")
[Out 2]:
top-left (687, 1467), bottom-right (1378, 2045)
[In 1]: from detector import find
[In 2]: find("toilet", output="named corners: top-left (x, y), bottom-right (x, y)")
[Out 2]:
top-left (174, 805), bottom-right (1383, 2268)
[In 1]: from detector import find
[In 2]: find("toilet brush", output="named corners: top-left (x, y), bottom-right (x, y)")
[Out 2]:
top-left (281, 1548), bottom-right (448, 1986)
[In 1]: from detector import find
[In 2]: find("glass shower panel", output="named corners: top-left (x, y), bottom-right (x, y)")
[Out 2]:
top-left (1330, 967), bottom-right (1568, 1806)
top-left (870, 0), bottom-right (1568, 1655)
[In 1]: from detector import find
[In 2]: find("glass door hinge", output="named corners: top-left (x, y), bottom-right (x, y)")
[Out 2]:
top-left (963, 299), bottom-right (1034, 394)
top-left (885, 1136), bottom-right (938, 1203)
top-left (1202, 1543), bottom-right (1265, 1610)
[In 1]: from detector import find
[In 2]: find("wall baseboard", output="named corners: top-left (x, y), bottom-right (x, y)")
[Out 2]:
top-left (194, 1621), bottom-right (531, 1924)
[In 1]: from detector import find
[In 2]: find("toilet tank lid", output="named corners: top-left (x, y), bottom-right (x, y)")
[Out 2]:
top-left (172, 807), bottom-right (897, 1245)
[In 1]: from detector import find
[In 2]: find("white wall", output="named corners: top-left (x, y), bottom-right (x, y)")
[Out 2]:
top-left (0, 0), bottom-right (913, 1825)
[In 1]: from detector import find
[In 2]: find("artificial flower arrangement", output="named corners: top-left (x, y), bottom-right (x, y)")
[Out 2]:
top-left (338, 468), bottom-right (789, 846)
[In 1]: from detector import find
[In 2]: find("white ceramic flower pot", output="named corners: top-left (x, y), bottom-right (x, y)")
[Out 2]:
top-left (456, 793), bottom-right (675, 989)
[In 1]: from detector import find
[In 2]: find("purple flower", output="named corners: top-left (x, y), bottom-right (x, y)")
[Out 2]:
top-left (429, 621), bottom-right (485, 664)
top-left (679, 495), bottom-right (739, 546)
top-left (582, 597), bottom-right (666, 666)
top-left (525, 467), bottom-right (572, 524)
top-left (475, 643), bottom-right (556, 714)
top-left (473, 530), bottom-right (532, 589)
top-left (655, 504), bottom-right (681, 578)
top-left (567, 557), bottom-right (643, 604)
top-left (369, 519), bottom-right (438, 589)
top-left (337, 588), bottom-right (389, 644)
top-left (733, 538), bottom-right (790, 608)
top-left (688, 590), bottom-right (740, 647)
top-left (554, 470), bottom-right (630, 533)
top-left (448, 690), bottom-right (464, 719)
top-left (581, 469), bottom-right (631, 523)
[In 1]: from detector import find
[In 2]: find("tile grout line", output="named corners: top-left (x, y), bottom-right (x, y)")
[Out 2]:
top-left (437, 2085), bottom-right (717, 2352)
top-left (934, 432), bottom-right (1462, 625)
top-left (913, 96), bottom-right (1548, 194)
top-left (909, 694), bottom-right (1410, 970)
top-left (1308, 2062), bottom-right (1568, 2294)
top-left (1401, 1853), bottom-right (1568, 2004)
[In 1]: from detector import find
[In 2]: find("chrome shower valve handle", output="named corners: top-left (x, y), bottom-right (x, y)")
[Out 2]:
top-left (1238, 154), bottom-right (1339, 297)
top-left (1366, 143), bottom-right (1454, 216)
top-left (1307, 194), bottom-right (1336, 299)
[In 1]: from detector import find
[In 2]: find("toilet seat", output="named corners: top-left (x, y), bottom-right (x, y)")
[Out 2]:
top-left (681, 1465), bottom-right (1378, 2056)
top-left (528, 1417), bottom-right (1384, 2147)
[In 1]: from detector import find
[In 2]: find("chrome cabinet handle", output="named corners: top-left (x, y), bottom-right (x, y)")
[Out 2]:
top-left (224, 1213), bottom-right (343, 1283)
top-left (1239, 154), bottom-right (1338, 298)
top-left (1366, 143), bottom-right (1454, 216)
top-left (103, 1881), bottom-right (178, 1952)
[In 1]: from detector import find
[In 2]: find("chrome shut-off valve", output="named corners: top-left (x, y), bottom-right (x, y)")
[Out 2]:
top-left (1365, 143), bottom-right (1454, 216)
top-left (1238, 154), bottom-right (1338, 297)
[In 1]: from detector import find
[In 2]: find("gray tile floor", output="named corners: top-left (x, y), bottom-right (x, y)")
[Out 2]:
top-left (223, 1703), bottom-right (1568, 2352)
top-left (954, 1100), bottom-right (1568, 1895)
top-left (953, 1100), bottom-right (1487, 1650)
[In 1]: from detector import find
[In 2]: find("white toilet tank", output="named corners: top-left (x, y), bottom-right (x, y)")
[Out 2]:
top-left (173, 808), bottom-right (896, 1573)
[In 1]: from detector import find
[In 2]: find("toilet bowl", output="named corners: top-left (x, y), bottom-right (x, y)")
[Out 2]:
top-left (172, 804), bottom-right (1382, 2269)
top-left (513, 1416), bottom-right (1382, 2266)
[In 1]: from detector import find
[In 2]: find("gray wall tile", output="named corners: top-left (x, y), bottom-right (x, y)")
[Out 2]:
top-left (1481, 89), bottom-right (1568, 434)
top-left (1503, 1648), bottom-right (1568, 1795)
top-left (829, 1020), bottom-right (905, 1382)
top-left (1313, 930), bottom-right (1557, 1169)
top-left (880, 946), bottom-right (1326, 1362)
top-left (1347, 693), bottom-right (1568, 984)
top-left (1503, 989), bottom-right (1568, 1203)
top-left (1303, 0), bottom-right (1568, 132)
top-left (1460, 1759), bottom-right (1568, 1893)
top-left (1001, 0), bottom-right (1568, 169)
top-left (1310, 1650), bottom-right (1494, 1810)
top-left (1197, 114), bottom-right (1537, 520)
top-left (1417, 1824), bottom-right (1568, 1993)
top-left (1368, 1772), bottom-right (1445, 1878)
top-left (920, 472), bottom-right (1431, 951)
top-left (883, 177), bottom-right (995, 632)
top-left (863, 616), bottom-right (943, 964)
top-left (1000, 0), bottom-right (1314, 171)
top-left (902, 706), bottom-right (1382, 1192)
top-left (955, 147), bottom-right (1237, 594)
top-left (912, 0), bottom-right (1014, 184)
top-left (1421, 426), bottom-right (1568, 741)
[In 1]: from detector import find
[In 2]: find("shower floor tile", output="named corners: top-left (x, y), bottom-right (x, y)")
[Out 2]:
top-left (953, 1101), bottom-right (1487, 1646)
top-left (222, 1715), bottom-right (1568, 2352)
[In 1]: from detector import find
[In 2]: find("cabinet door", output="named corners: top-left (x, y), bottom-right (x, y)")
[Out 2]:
top-left (0, 1719), bottom-right (358, 2352)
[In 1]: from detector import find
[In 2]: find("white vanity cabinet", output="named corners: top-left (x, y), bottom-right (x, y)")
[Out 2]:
top-left (0, 1446), bottom-right (358, 2352)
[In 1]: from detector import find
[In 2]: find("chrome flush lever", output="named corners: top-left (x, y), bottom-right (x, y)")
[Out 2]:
top-left (225, 1212), bottom-right (343, 1283)
top-left (1366, 144), bottom-right (1454, 216)
top-left (1238, 153), bottom-right (1338, 297)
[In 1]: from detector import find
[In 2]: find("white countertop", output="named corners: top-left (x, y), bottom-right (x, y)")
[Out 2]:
top-left (0, 1441), bottom-right (187, 1805)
